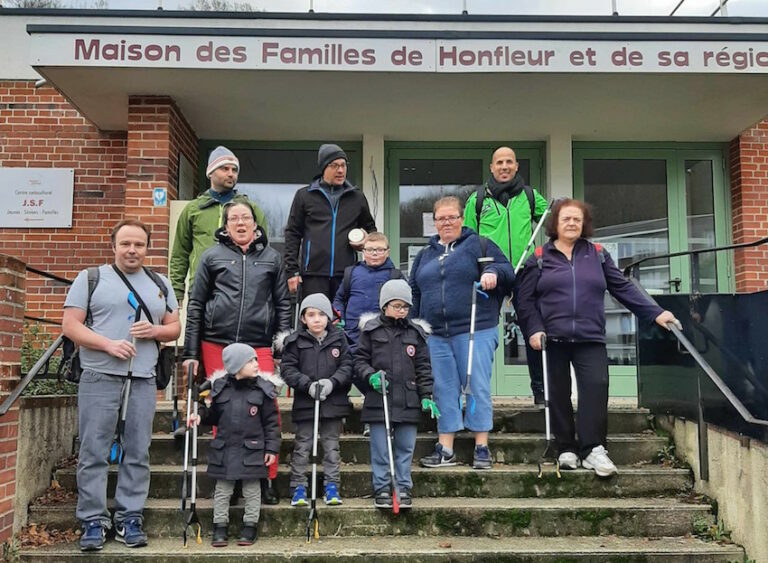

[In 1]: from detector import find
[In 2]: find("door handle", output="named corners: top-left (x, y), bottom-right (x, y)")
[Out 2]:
top-left (668, 277), bottom-right (682, 292)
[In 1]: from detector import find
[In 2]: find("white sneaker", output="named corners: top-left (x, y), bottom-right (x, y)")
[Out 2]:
top-left (557, 451), bottom-right (580, 470)
top-left (581, 445), bottom-right (618, 477)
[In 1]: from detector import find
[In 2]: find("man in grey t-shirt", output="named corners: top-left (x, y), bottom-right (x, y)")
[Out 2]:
top-left (62, 219), bottom-right (180, 551)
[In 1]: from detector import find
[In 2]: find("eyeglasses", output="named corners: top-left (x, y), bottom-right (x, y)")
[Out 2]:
top-left (387, 303), bottom-right (411, 312)
top-left (434, 215), bottom-right (462, 225)
top-left (327, 162), bottom-right (347, 171)
top-left (227, 215), bottom-right (254, 224)
top-left (363, 248), bottom-right (389, 255)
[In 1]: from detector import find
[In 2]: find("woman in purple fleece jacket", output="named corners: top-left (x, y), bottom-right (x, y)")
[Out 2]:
top-left (516, 198), bottom-right (679, 477)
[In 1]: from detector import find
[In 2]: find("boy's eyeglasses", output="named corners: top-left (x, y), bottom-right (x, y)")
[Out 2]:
top-left (363, 248), bottom-right (388, 255)
top-left (387, 304), bottom-right (411, 312)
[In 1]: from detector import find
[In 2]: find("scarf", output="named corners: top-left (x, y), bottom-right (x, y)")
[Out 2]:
top-left (208, 187), bottom-right (235, 204)
top-left (487, 173), bottom-right (525, 207)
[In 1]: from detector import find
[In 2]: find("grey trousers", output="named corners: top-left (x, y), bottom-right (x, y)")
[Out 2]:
top-left (290, 417), bottom-right (342, 488)
top-left (76, 369), bottom-right (156, 527)
top-left (213, 479), bottom-right (261, 525)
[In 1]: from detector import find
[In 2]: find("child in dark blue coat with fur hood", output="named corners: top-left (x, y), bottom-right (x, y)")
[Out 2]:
top-left (189, 342), bottom-right (282, 548)
top-left (354, 279), bottom-right (439, 509)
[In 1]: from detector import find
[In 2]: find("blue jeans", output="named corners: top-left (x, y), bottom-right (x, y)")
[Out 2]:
top-left (369, 422), bottom-right (417, 494)
top-left (76, 369), bottom-right (156, 527)
top-left (427, 326), bottom-right (498, 434)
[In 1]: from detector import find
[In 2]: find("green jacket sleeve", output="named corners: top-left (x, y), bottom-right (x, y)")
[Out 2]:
top-left (532, 189), bottom-right (548, 222)
top-left (463, 192), bottom-right (479, 232)
top-left (169, 203), bottom-right (193, 302)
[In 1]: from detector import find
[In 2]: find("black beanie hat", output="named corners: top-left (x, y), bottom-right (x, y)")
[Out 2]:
top-left (317, 143), bottom-right (347, 173)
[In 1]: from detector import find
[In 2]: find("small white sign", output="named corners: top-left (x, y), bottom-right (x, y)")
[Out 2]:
top-left (408, 245), bottom-right (425, 276)
top-left (0, 168), bottom-right (74, 228)
top-left (422, 213), bottom-right (437, 237)
top-left (153, 187), bottom-right (167, 207)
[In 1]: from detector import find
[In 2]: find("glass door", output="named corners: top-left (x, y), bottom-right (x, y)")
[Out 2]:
top-left (574, 145), bottom-right (730, 397)
top-left (386, 144), bottom-right (544, 395)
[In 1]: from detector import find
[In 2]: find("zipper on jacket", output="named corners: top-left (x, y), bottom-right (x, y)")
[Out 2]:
top-left (304, 240), bottom-right (311, 270)
top-left (505, 204), bottom-right (514, 263)
top-left (569, 258), bottom-right (577, 339)
top-left (438, 243), bottom-right (450, 334)
top-left (317, 188), bottom-right (340, 277)
top-left (235, 254), bottom-right (247, 341)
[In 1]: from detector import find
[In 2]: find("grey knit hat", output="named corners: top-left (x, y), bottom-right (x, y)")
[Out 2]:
top-left (206, 146), bottom-right (240, 177)
top-left (300, 293), bottom-right (334, 320)
top-left (379, 279), bottom-right (413, 310)
top-left (317, 143), bottom-right (347, 172)
top-left (222, 343), bottom-right (256, 375)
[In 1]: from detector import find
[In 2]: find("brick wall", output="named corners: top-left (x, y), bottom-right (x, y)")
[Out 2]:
top-left (0, 81), bottom-right (127, 324)
top-left (0, 255), bottom-right (24, 542)
top-left (729, 122), bottom-right (768, 293)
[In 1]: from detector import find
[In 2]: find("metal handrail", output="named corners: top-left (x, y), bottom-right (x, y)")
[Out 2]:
top-left (23, 266), bottom-right (74, 326)
top-left (0, 335), bottom-right (65, 416)
top-left (622, 235), bottom-right (768, 278)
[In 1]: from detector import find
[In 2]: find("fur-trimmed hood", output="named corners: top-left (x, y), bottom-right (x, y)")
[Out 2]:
top-left (210, 368), bottom-right (284, 399)
top-left (358, 312), bottom-right (432, 337)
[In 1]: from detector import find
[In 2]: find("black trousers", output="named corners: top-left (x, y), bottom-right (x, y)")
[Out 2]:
top-left (545, 340), bottom-right (609, 459)
top-left (511, 277), bottom-right (543, 395)
top-left (299, 275), bottom-right (343, 306)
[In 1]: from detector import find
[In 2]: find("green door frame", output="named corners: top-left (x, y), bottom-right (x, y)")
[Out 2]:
top-left (573, 143), bottom-right (732, 396)
top-left (384, 142), bottom-right (546, 396)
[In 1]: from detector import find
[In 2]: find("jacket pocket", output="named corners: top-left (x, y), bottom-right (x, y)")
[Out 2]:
top-left (208, 438), bottom-right (226, 467)
top-left (243, 439), bottom-right (265, 466)
top-left (405, 378), bottom-right (420, 408)
top-left (205, 293), bottom-right (221, 330)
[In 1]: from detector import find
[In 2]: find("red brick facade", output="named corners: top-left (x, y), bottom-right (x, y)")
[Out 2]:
top-left (0, 255), bottom-right (24, 542)
top-left (729, 123), bottom-right (768, 293)
top-left (0, 82), bottom-right (198, 324)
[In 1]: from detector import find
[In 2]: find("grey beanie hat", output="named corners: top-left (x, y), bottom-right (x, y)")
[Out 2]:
top-left (379, 279), bottom-right (413, 310)
top-left (317, 143), bottom-right (347, 172)
top-left (300, 293), bottom-right (334, 320)
top-left (222, 343), bottom-right (256, 375)
top-left (206, 145), bottom-right (240, 177)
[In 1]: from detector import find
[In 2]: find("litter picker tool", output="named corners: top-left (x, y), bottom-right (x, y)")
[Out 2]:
top-left (180, 364), bottom-right (194, 512)
top-left (380, 371), bottom-right (400, 514)
top-left (108, 291), bottom-right (141, 465)
top-left (306, 393), bottom-right (321, 542)
top-left (537, 334), bottom-right (561, 479)
top-left (182, 376), bottom-right (210, 547)
top-left (171, 339), bottom-right (179, 433)
top-left (461, 282), bottom-right (489, 417)
top-left (514, 199), bottom-right (554, 275)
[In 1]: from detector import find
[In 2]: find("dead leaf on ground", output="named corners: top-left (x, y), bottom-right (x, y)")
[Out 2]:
top-left (17, 523), bottom-right (79, 549)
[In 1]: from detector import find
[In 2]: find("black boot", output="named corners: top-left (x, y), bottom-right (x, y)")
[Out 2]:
top-left (211, 524), bottom-right (228, 548)
top-left (262, 478), bottom-right (279, 505)
top-left (237, 523), bottom-right (258, 546)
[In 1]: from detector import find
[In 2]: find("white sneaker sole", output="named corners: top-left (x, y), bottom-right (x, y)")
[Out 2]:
top-left (581, 460), bottom-right (617, 477)
top-left (558, 461), bottom-right (580, 470)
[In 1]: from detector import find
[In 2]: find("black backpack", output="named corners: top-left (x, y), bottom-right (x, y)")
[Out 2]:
top-left (474, 183), bottom-right (536, 229)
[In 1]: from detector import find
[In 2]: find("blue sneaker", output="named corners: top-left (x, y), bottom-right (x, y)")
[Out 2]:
top-left (473, 444), bottom-right (493, 470)
top-left (79, 521), bottom-right (106, 552)
top-left (324, 482), bottom-right (343, 505)
top-left (114, 517), bottom-right (148, 548)
top-left (291, 485), bottom-right (308, 507)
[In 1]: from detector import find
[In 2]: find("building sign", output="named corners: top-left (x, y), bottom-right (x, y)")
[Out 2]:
top-left (29, 33), bottom-right (768, 74)
top-left (0, 168), bottom-right (74, 228)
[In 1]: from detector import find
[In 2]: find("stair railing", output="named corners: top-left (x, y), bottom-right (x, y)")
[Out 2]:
top-left (623, 236), bottom-right (768, 480)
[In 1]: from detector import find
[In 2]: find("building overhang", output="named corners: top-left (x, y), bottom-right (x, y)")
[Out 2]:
top-left (24, 13), bottom-right (768, 141)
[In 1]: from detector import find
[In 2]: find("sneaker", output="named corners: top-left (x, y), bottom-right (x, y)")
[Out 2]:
top-left (420, 443), bottom-right (457, 468)
top-left (373, 488), bottom-right (392, 509)
top-left (558, 451), bottom-right (580, 470)
top-left (114, 517), bottom-right (148, 548)
top-left (324, 482), bottom-right (343, 505)
top-left (211, 524), bottom-right (228, 548)
top-left (262, 479), bottom-right (279, 505)
top-left (363, 423), bottom-right (370, 437)
top-left (473, 444), bottom-right (493, 470)
top-left (582, 445), bottom-right (618, 477)
top-left (79, 521), bottom-right (106, 552)
top-left (237, 523), bottom-right (258, 546)
top-left (290, 485), bottom-right (308, 507)
top-left (398, 489), bottom-right (412, 509)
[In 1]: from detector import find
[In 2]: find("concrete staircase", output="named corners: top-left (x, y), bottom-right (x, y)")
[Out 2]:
top-left (19, 400), bottom-right (744, 561)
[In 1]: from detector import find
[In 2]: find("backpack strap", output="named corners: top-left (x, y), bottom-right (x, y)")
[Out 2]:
top-left (389, 267), bottom-right (404, 281)
top-left (142, 266), bottom-right (173, 313)
top-left (84, 266), bottom-right (100, 327)
top-left (341, 264), bottom-right (355, 298)
top-left (474, 184), bottom-right (487, 229)
top-left (534, 246), bottom-right (544, 271)
top-left (593, 243), bottom-right (606, 264)
top-left (523, 184), bottom-right (536, 221)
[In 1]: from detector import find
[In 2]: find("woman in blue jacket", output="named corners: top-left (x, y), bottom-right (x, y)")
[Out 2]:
top-left (516, 198), bottom-right (679, 477)
top-left (410, 196), bottom-right (515, 470)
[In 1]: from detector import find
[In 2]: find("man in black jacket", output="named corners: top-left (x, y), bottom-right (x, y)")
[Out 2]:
top-left (284, 144), bottom-right (377, 302)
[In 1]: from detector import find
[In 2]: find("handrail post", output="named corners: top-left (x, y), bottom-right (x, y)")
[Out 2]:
top-left (690, 253), bottom-right (701, 295)
top-left (696, 373), bottom-right (710, 481)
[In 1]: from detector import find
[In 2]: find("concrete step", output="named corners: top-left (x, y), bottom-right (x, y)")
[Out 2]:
top-left (28, 497), bottom-right (713, 539)
top-left (154, 401), bottom-right (653, 435)
top-left (147, 432), bottom-right (668, 466)
top-left (55, 464), bottom-right (691, 499)
top-left (18, 535), bottom-right (744, 562)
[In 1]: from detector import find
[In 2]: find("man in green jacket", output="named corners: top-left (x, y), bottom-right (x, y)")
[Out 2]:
top-left (169, 146), bottom-right (267, 303)
top-left (463, 146), bottom-right (548, 404)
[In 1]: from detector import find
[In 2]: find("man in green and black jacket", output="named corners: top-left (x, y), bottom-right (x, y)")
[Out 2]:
top-left (463, 146), bottom-right (548, 404)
